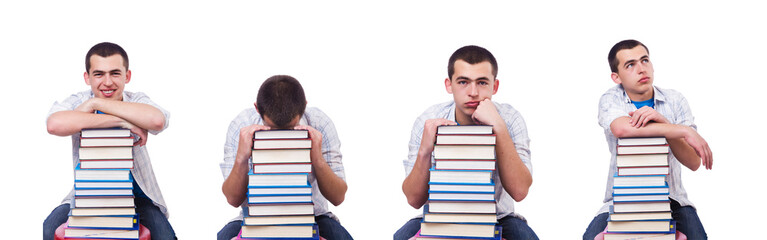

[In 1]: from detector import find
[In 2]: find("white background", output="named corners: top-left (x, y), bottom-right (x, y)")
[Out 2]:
top-left (1, 1), bottom-right (765, 239)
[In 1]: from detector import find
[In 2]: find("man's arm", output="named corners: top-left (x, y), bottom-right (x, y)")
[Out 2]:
top-left (77, 98), bottom-right (165, 131)
top-left (610, 116), bottom-right (712, 170)
top-left (222, 124), bottom-right (270, 207)
top-left (294, 125), bottom-right (347, 206)
top-left (402, 118), bottom-right (456, 209)
top-left (473, 99), bottom-right (532, 201)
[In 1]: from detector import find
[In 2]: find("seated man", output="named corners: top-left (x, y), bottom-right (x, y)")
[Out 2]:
top-left (582, 39), bottom-right (711, 240)
top-left (394, 45), bottom-right (538, 240)
top-left (217, 75), bottom-right (354, 240)
top-left (43, 42), bottom-right (176, 240)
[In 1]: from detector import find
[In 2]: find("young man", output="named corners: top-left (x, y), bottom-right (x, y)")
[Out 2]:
top-left (43, 42), bottom-right (176, 239)
top-left (582, 40), bottom-right (712, 240)
top-left (394, 45), bottom-right (538, 240)
top-left (217, 75), bottom-right (353, 240)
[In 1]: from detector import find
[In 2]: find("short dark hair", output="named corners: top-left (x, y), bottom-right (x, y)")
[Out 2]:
top-left (447, 45), bottom-right (498, 79)
top-left (85, 42), bottom-right (129, 73)
top-left (256, 75), bottom-right (307, 129)
top-left (608, 39), bottom-right (649, 73)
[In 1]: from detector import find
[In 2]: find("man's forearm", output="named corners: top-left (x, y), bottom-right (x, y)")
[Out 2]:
top-left (47, 111), bottom-right (127, 136)
top-left (91, 99), bottom-right (165, 131)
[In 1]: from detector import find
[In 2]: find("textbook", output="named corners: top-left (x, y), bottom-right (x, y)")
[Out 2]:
top-left (606, 220), bottom-right (675, 233)
top-left (70, 207), bottom-right (136, 217)
top-left (243, 215), bottom-right (316, 226)
top-left (64, 227), bottom-right (139, 239)
top-left (436, 134), bottom-right (496, 145)
top-left (246, 203), bottom-right (314, 216)
top-left (75, 180), bottom-right (133, 189)
top-left (80, 137), bottom-right (134, 147)
top-left (607, 207), bottom-right (672, 221)
top-left (428, 192), bottom-right (494, 202)
top-left (433, 145), bottom-right (495, 160)
top-left (248, 172), bottom-right (309, 187)
top-left (81, 128), bottom-right (131, 138)
top-left (429, 169), bottom-right (493, 184)
top-left (612, 185), bottom-right (669, 196)
top-left (617, 145), bottom-right (669, 155)
top-left (67, 215), bottom-right (138, 229)
top-left (426, 201), bottom-right (496, 214)
top-left (241, 224), bottom-right (316, 238)
top-left (79, 159), bottom-right (134, 169)
top-left (251, 149), bottom-right (311, 164)
top-left (613, 194), bottom-right (670, 203)
top-left (617, 137), bottom-right (667, 146)
top-left (252, 163), bottom-right (312, 174)
top-left (603, 232), bottom-right (675, 240)
top-left (237, 224), bottom-right (318, 240)
top-left (73, 196), bottom-right (135, 208)
top-left (248, 184), bottom-right (312, 195)
top-left (612, 201), bottom-right (671, 213)
top-left (422, 205), bottom-right (496, 224)
top-left (254, 130), bottom-right (309, 139)
top-left (617, 166), bottom-right (669, 176)
top-left (437, 125), bottom-right (493, 135)
top-left (413, 226), bottom-right (501, 240)
top-left (419, 222), bottom-right (498, 239)
top-left (253, 139), bottom-right (312, 149)
top-left (75, 189), bottom-right (133, 197)
top-left (613, 175), bottom-right (667, 188)
top-left (616, 154), bottom-right (669, 167)
top-left (78, 146), bottom-right (133, 160)
top-left (75, 164), bottom-right (132, 181)
top-left (248, 194), bottom-right (312, 204)
top-left (428, 182), bottom-right (495, 193)
top-left (435, 159), bottom-right (496, 171)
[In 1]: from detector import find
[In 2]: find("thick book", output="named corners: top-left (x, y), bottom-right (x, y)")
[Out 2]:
top-left (437, 125), bottom-right (493, 135)
top-left (618, 166), bottom-right (669, 176)
top-left (79, 146), bottom-right (133, 160)
top-left (248, 194), bottom-right (312, 204)
top-left (435, 159), bottom-right (496, 171)
top-left (613, 175), bottom-right (667, 188)
top-left (429, 169), bottom-right (493, 184)
top-left (612, 201), bottom-right (671, 213)
top-left (79, 159), bottom-right (134, 169)
top-left (429, 182), bottom-right (494, 193)
top-left (436, 134), bottom-right (496, 145)
top-left (75, 188), bottom-right (133, 197)
top-left (422, 205), bottom-right (496, 224)
top-left (70, 207), bottom-right (136, 217)
top-left (617, 145), bottom-right (669, 155)
top-left (246, 203), bottom-right (314, 216)
top-left (252, 163), bottom-right (312, 174)
top-left (243, 214), bottom-right (315, 226)
top-left (414, 226), bottom-right (501, 240)
top-left (434, 145), bottom-right (495, 160)
top-left (249, 184), bottom-right (312, 195)
top-left (251, 149), bottom-right (311, 164)
top-left (419, 222), bottom-right (498, 239)
top-left (73, 196), bottom-right (135, 208)
top-left (64, 227), bottom-right (139, 239)
top-left (67, 215), bottom-right (138, 229)
top-left (248, 172), bottom-right (310, 187)
top-left (603, 232), bottom-right (675, 240)
top-left (606, 220), bottom-right (675, 233)
top-left (618, 137), bottom-right (667, 146)
top-left (237, 224), bottom-right (318, 240)
top-left (81, 128), bottom-right (131, 138)
top-left (616, 154), bottom-right (669, 167)
top-left (253, 139), bottom-right (312, 149)
top-left (75, 179), bottom-right (133, 189)
top-left (426, 201), bottom-right (496, 214)
top-left (241, 224), bottom-right (316, 238)
top-left (428, 191), bottom-right (494, 202)
top-left (613, 194), bottom-right (669, 203)
top-left (613, 185), bottom-right (669, 196)
top-left (75, 164), bottom-right (132, 181)
top-left (254, 130), bottom-right (309, 139)
top-left (80, 137), bottom-right (134, 147)
top-left (608, 206), bottom-right (672, 221)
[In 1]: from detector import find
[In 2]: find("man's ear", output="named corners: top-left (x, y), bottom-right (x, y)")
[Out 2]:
top-left (125, 70), bottom-right (132, 84)
top-left (444, 78), bottom-right (453, 94)
top-left (253, 102), bottom-right (259, 114)
top-left (83, 72), bottom-right (91, 85)
top-left (492, 78), bottom-right (499, 95)
top-left (611, 72), bottom-right (622, 84)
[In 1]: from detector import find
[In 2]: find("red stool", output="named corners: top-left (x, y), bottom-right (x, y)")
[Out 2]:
top-left (55, 222), bottom-right (151, 240)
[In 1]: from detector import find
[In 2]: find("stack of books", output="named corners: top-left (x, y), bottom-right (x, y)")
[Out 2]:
top-left (64, 128), bottom-right (140, 239)
top-left (238, 130), bottom-right (319, 240)
top-left (415, 125), bottom-right (501, 240)
top-left (604, 137), bottom-right (675, 240)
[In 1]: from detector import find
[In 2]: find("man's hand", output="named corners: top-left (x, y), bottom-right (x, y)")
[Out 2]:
top-left (237, 124), bottom-right (271, 164)
top-left (293, 125), bottom-right (323, 164)
top-left (628, 106), bottom-right (669, 128)
top-left (683, 128), bottom-right (713, 170)
top-left (420, 119), bottom-right (457, 156)
top-left (471, 99), bottom-right (503, 126)
top-left (121, 121), bottom-right (148, 147)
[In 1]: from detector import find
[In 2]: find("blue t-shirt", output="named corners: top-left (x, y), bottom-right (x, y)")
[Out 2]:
top-left (632, 98), bottom-right (655, 109)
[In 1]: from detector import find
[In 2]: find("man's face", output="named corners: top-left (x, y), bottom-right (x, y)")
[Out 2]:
top-left (612, 46), bottom-right (654, 100)
top-left (445, 60), bottom-right (499, 119)
top-left (84, 54), bottom-right (130, 101)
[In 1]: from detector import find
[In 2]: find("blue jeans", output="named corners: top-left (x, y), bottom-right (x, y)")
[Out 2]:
top-left (43, 197), bottom-right (177, 240)
top-left (393, 215), bottom-right (539, 240)
top-left (217, 214), bottom-right (354, 240)
top-left (582, 199), bottom-right (707, 240)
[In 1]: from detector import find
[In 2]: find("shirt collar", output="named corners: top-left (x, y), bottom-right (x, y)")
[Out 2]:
top-left (619, 85), bottom-right (665, 104)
